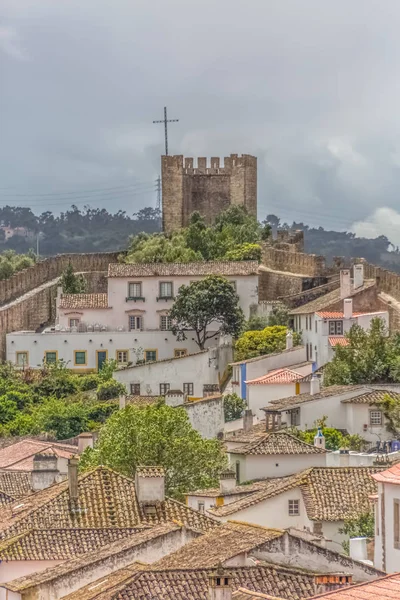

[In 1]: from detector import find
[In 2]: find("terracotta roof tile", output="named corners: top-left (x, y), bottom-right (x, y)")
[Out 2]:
top-left (186, 479), bottom-right (269, 498)
top-left (224, 421), bottom-right (268, 445)
top-left (0, 466), bottom-right (218, 541)
top-left (136, 466), bottom-right (164, 478)
top-left (229, 432), bottom-right (327, 456)
top-left (60, 565), bottom-right (146, 600)
top-left (245, 368), bottom-right (303, 385)
top-left (108, 261), bottom-right (259, 278)
top-left (233, 590), bottom-right (286, 600)
top-left (328, 337), bottom-right (349, 347)
top-left (372, 462), bottom-right (400, 485)
top-left (290, 280), bottom-right (376, 315)
top-left (208, 467), bottom-right (381, 521)
top-left (59, 293), bottom-right (109, 309)
top-left (153, 522), bottom-right (284, 569)
top-left (0, 471), bottom-right (31, 498)
top-left (0, 439), bottom-right (77, 470)
top-left (125, 395), bottom-right (161, 407)
top-left (341, 389), bottom-right (400, 404)
top-left (309, 572), bottom-right (400, 598)
top-left (267, 385), bottom-right (367, 411)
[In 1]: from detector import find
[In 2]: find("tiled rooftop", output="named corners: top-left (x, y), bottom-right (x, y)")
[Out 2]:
top-left (112, 564), bottom-right (317, 600)
top-left (153, 521), bottom-right (284, 569)
top-left (186, 479), bottom-right (269, 499)
top-left (0, 439), bottom-right (77, 471)
top-left (108, 261), bottom-right (259, 278)
top-left (136, 466), bottom-right (165, 478)
top-left (290, 280), bottom-right (376, 315)
top-left (245, 368), bottom-right (303, 385)
top-left (224, 421), bottom-right (268, 445)
top-left (341, 389), bottom-right (400, 404)
top-left (0, 466), bottom-right (218, 541)
top-left (309, 572), bottom-right (400, 598)
top-left (59, 293), bottom-right (109, 309)
top-left (0, 527), bottom-right (145, 560)
top-left (0, 470), bottom-right (32, 498)
top-left (61, 565), bottom-right (144, 600)
top-left (208, 467), bottom-right (381, 521)
top-left (267, 385), bottom-right (367, 411)
top-left (229, 432), bottom-right (327, 456)
top-left (372, 462), bottom-right (400, 485)
top-left (328, 337), bottom-right (349, 347)
top-left (233, 590), bottom-right (286, 600)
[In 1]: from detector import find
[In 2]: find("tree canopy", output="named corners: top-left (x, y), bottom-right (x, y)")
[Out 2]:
top-left (60, 262), bottom-right (86, 294)
top-left (169, 275), bottom-right (245, 350)
top-left (79, 403), bottom-right (227, 500)
top-left (235, 325), bottom-right (301, 361)
top-left (323, 317), bottom-right (400, 385)
top-left (0, 249), bottom-right (36, 281)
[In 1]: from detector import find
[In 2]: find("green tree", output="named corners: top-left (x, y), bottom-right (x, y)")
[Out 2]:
top-left (80, 404), bottom-right (227, 500)
top-left (324, 318), bottom-right (398, 385)
top-left (170, 275), bottom-right (245, 350)
top-left (33, 398), bottom-right (90, 439)
top-left (97, 380), bottom-right (126, 401)
top-left (224, 243), bottom-right (262, 262)
top-left (60, 262), bottom-right (86, 294)
top-left (339, 511), bottom-right (374, 554)
top-left (224, 393), bottom-right (246, 422)
top-left (235, 326), bottom-right (301, 361)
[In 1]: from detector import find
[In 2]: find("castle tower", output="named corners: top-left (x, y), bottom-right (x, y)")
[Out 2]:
top-left (161, 154), bottom-right (257, 234)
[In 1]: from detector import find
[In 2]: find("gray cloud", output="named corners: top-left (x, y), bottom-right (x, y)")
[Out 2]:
top-left (1, 0), bottom-right (400, 236)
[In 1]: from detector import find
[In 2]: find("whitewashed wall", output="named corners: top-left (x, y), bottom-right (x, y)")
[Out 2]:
top-left (228, 453), bottom-right (327, 482)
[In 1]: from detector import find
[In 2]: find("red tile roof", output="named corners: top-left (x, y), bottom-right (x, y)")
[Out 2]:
top-left (108, 261), bottom-right (259, 278)
top-left (316, 311), bottom-right (385, 319)
top-left (371, 462), bottom-right (400, 485)
top-left (59, 293), bottom-right (109, 309)
top-left (309, 572), bottom-right (400, 598)
top-left (245, 368), bottom-right (303, 385)
top-left (0, 439), bottom-right (77, 471)
top-left (328, 337), bottom-right (350, 347)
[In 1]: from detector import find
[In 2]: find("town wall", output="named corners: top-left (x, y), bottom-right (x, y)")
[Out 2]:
top-left (261, 246), bottom-right (326, 277)
top-left (162, 154), bottom-right (257, 233)
top-left (258, 268), bottom-right (304, 300)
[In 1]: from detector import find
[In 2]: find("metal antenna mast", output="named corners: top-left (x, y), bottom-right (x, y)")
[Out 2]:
top-left (153, 106), bottom-right (179, 155)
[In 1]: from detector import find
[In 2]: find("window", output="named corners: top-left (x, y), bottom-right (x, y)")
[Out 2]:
top-left (69, 318), bottom-right (80, 328)
top-left (159, 281), bottom-right (173, 298)
top-left (288, 500), bottom-right (300, 516)
top-left (235, 461), bottom-right (240, 483)
top-left (160, 315), bottom-right (173, 331)
top-left (128, 282), bottom-right (142, 298)
top-left (290, 408), bottom-right (300, 426)
top-left (44, 351), bottom-right (57, 364)
top-left (74, 351), bottom-right (87, 366)
top-left (394, 500), bottom-right (400, 549)
top-left (315, 320), bottom-right (318, 333)
top-left (309, 343), bottom-right (312, 360)
top-left (130, 383), bottom-right (140, 395)
top-left (174, 349), bottom-right (187, 358)
top-left (198, 501), bottom-right (205, 513)
top-left (329, 320), bottom-right (343, 335)
top-left (145, 349), bottom-right (157, 362)
top-left (370, 410), bottom-right (383, 426)
top-left (160, 383), bottom-right (170, 395)
top-left (129, 316), bottom-right (142, 331)
top-left (116, 350), bottom-right (129, 364)
top-left (183, 383), bottom-right (194, 395)
top-left (376, 500), bottom-right (380, 536)
top-left (16, 352), bottom-right (28, 367)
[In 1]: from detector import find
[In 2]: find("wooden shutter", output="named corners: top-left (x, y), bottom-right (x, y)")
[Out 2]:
top-left (394, 500), bottom-right (400, 548)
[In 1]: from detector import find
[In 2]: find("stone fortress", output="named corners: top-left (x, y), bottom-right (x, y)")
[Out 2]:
top-left (161, 154), bottom-right (257, 233)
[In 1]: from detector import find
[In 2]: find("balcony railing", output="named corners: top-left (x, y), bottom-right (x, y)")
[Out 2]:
top-left (125, 296), bottom-right (145, 302)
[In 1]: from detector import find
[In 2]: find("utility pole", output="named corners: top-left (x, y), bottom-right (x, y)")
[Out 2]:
top-left (155, 176), bottom-right (161, 212)
top-left (153, 106), bottom-right (179, 155)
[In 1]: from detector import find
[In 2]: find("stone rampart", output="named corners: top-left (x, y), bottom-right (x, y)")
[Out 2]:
top-left (0, 252), bottom-right (121, 307)
top-left (362, 261), bottom-right (400, 302)
top-left (261, 246), bottom-right (326, 277)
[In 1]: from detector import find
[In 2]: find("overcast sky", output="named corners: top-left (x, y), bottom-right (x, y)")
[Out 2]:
top-left (2, 0), bottom-right (400, 242)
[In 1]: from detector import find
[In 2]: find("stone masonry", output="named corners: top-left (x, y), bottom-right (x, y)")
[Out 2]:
top-left (161, 154), bottom-right (257, 233)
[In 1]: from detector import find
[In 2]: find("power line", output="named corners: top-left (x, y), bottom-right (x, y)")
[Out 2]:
top-left (0, 189), bottom-right (157, 210)
top-left (0, 180), bottom-right (156, 199)
top-left (0, 186), bottom-right (157, 207)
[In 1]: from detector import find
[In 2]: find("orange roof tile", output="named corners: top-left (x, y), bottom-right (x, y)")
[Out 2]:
top-left (328, 337), bottom-right (350, 347)
top-left (59, 294), bottom-right (109, 309)
top-left (108, 261), bottom-right (259, 278)
top-left (371, 462), bottom-right (400, 485)
top-left (309, 572), bottom-right (400, 598)
top-left (245, 368), bottom-right (303, 385)
top-left (316, 311), bottom-right (385, 319)
top-left (0, 439), bottom-right (77, 471)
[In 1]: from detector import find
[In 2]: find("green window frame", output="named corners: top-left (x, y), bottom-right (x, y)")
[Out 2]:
top-left (74, 351), bottom-right (87, 365)
top-left (45, 351), bottom-right (57, 364)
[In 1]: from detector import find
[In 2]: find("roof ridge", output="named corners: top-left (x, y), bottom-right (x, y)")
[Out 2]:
top-left (308, 572), bottom-right (400, 598)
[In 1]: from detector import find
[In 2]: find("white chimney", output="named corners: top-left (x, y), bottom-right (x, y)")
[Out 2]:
top-left (353, 264), bottom-right (364, 289)
top-left (286, 330), bottom-right (293, 350)
top-left (219, 470), bottom-right (237, 494)
top-left (314, 427), bottom-right (325, 450)
top-left (339, 449), bottom-right (350, 467)
top-left (310, 375), bottom-right (321, 395)
top-left (243, 409), bottom-right (253, 432)
top-left (135, 466), bottom-right (165, 504)
top-left (340, 269), bottom-right (351, 300)
top-left (119, 395), bottom-right (126, 410)
top-left (68, 456), bottom-right (79, 501)
top-left (77, 432), bottom-right (94, 454)
top-left (31, 452), bottom-right (60, 491)
top-left (165, 390), bottom-right (185, 407)
top-left (349, 537), bottom-right (368, 562)
top-left (343, 298), bottom-right (353, 320)
top-left (209, 565), bottom-right (233, 600)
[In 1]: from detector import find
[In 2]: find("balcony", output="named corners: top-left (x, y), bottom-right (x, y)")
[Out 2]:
top-left (125, 296), bottom-right (145, 302)
top-left (156, 296), bottom-right (175, 302)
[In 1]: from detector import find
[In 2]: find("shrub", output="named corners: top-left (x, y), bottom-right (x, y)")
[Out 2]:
top-left (97, 380), bottom-right (126, 401)
top-left (79, 374), bottom-right (101, 391)
top-left (224, 393), bottom-right (246, 422)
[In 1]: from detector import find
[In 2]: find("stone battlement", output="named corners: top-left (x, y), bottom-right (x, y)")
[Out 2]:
top-left (162, 154), bottom-right (257, 176)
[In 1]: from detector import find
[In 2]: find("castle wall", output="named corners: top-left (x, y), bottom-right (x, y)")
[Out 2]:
top-left (261, 246), bottom-right (326, 277)
top-left (258, 269), bottom-right (304, 301)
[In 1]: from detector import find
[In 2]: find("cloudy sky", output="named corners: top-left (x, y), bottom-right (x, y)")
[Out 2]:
top-left (2, 0), bottom-right (400, 242)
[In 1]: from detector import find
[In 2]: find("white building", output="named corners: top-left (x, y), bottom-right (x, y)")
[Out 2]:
top-left (372, 463), bottom-right (400, 573)
top-left (267, 385), bottom-right (400, 444)
top-left (291, 267), bottom-right (389, 368)
top-left (6, 261), bottom-right (258, 371)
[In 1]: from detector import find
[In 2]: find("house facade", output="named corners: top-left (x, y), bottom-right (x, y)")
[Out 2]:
top-left (372, 463), bottom-right (400, 573)
top-left (6, 261), bottom-right (257, 371)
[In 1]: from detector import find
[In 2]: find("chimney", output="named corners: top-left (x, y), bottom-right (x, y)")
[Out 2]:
top-left (314, 574), bottom-right (352, 595)
top-left (77, 432), bottom-right (94, 454)
top-left (68, 456), bottom-right (79, 501)
top-left (135, 466), bottom-right (165, 504)
top-left (286, 330), bottom-right (293, 350)
top-left (349, 537), bottom-right (368, 562)
top-left (219, 470), bottom-right (237, 494)
top-left (339, 448), bottom-right (350, 467)
top-left (208, 564), bottom-right (233, 600)
top-left (310, 375), bottom-right (321, 395)
top-left (314, 427), bottom-right (325, 450)
top-left (165, 390), bottom-right (185, 407)
top-left (31, 452), bottom-right (60, 491)
top-left (119, 395), bottom-right (126, 410)
top-left (343, 298), bottom-right (353, 320)
top-left (340, 269), bottom-right (351, 300)
top-left (353, 264), bottom-right (364, 289)
top-left (243, 409), bottom-right (253, 432)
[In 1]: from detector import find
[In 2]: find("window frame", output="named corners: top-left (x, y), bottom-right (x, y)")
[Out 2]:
top-left (145, 349), bottom-right (158, 363)
top-left (198, 501), bottom-right (205, 513)
top-left (183, 382), bottom-right (194, 395)
top-left (129, 315), bottom-right (142, 331)
top-left (288, 499), bottom-right (300, 516)
top-left (160, 315), bottom-right (173, 331)
top-left (69, 318), bottom-right (80, 328)
top-left (116, 349), bottom-right (129, 364)
top-left (159, 281), bottom-right (173, 299)
top-left (235, 460), bottom-right (240, 484)
top-left (159, 383), bottom-right (170, 395)
top-left (130, 383), bottom-right (140, 395)
top-left (174, 349), bottom-right (188, 358)
top-left (74, 350), bottom-right (87, 366)
top-left (127, 281), bottom-right (143, 299)
top-left (44, 351), bottom-right (58, 364)
top-left (329, 320), bottom-right (344, 335)
top-left (394, 499), bottom-right (400, 549)
top-left (16, 351), bottom-right (29, 367)
top-left (370, 410), bottom-right (383, 426)
top-left (290, 408), bottom-right (300, 426)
